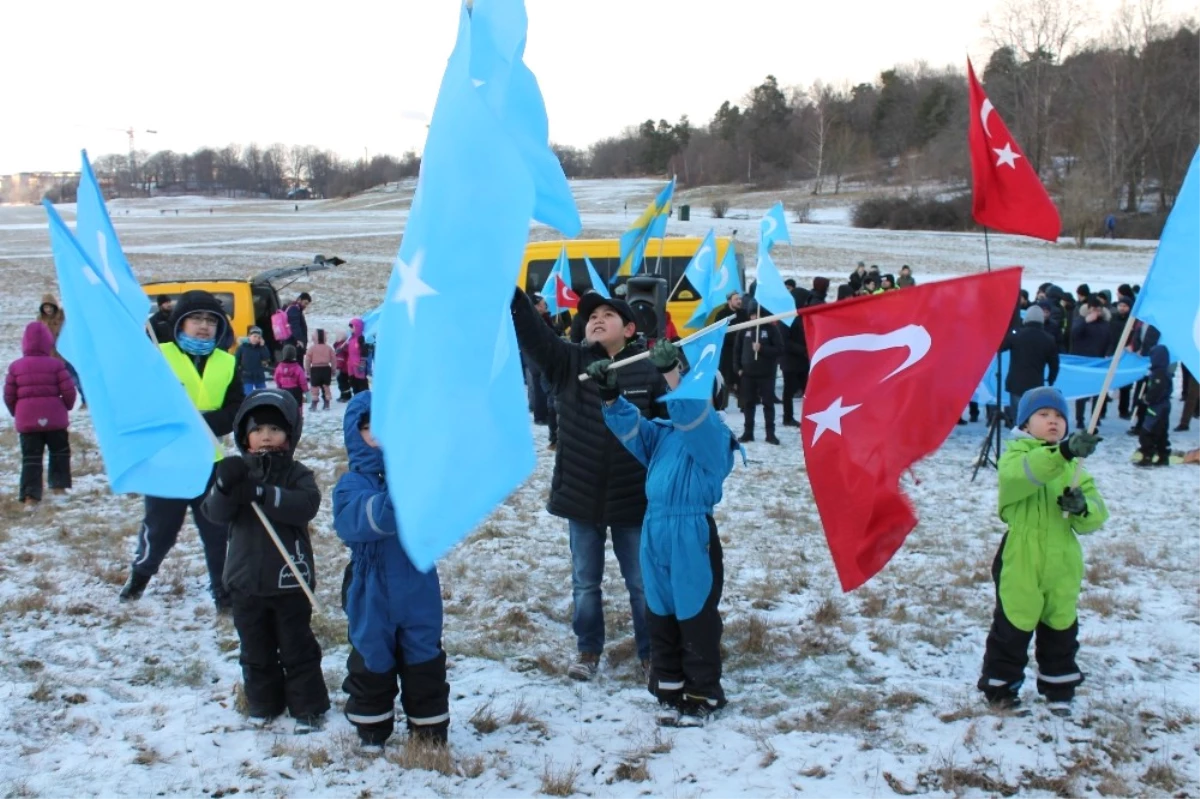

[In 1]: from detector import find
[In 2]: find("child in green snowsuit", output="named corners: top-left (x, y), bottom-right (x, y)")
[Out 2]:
top-left (978, 386), bottom-right (1108, 712)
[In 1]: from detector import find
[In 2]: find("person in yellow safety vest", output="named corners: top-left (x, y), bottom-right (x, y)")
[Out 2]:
top-left (119, 290), bottom-right (245, 612)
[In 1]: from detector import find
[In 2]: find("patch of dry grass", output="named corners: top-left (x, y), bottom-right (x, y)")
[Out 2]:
top-left (539, 758), bottom-right (580, 796)
top-left (386, 737), bottom-right (453, 775)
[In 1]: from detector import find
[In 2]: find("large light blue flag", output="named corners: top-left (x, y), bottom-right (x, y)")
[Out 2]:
top-left (1133, 147), bottom-right (1199, 377)
top-left (760, 201), bottom-right (790, 252)
top-left (44, 201), bottom-right (213, 499)
top-left (584, 256), bottom-right (609, 298)
top-left (752, 250), bottom-right (796, 327)
top-left (971, 351), bottom-right (1151, 406)
top-left (540, 246), bottom-right (569, 314)
top-left (73, 150), bottom-right (151, 328)
top-left (371, 0), bottom-right (580, 571)
top-left (717, 239), bottom-right (743, 297)
top-left (668, 317), bottom-right (731, 401)
top-left (616, 178), bottom-right (675, 281)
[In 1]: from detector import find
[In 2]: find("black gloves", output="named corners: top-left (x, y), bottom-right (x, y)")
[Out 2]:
top-left (1057, 487), bottom-right (1088, 516)
top-left (215, 457), bottom-right (263, 506)
top-left (586, 359), bottom-right (620, 401)
top-left (1060, 430), bottom-right (1101, 460)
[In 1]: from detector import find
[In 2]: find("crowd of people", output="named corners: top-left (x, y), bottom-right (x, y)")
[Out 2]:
top-left (2, 258), bottom-right (1194, 744)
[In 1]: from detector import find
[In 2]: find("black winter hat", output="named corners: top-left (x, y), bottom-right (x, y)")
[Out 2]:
top-left (577, 292), bottom-right (635, 326)
top-left (282, 344), bottom-right (298, 362)
top-left (169, 290), bottom-right (230, 344)
top-left (235, 389), bottom-right (301, 452)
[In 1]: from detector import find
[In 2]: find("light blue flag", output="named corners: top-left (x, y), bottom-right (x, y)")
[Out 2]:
top-left (74, 149), bottom-right (152, 327)
top-left (44, 201), bottom-right (214, 499)
top-left (972, 351), bottom-right (1151, 406)
top-left (682, 230), bottom-right (718, 327)
top-left (752, 250), bottom-right (796, 327)
top-left (760, 201), bottom-right (790, 252)
top-left (1132, 147), bottom-right (1200, 377)
top-left (584, 256), bottom-right (609, 298)
top-left (667, 316), bottom-right (731, 401)
top-left (717, 239), bottom-right (743, 297)
top-left (371, 0), bottom-right (581, 571)
top-left (360, 304), bottom-right (382, 343)
top-left (540, 246), bottom-right (569, 314)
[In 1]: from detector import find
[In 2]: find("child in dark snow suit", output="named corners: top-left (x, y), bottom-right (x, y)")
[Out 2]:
top-left (236, 326), bottom-right (273, 394)
top-left (4, 321), bottom-right (77, 505)
top-left (979, 387), bottom-right (1108, 712)
top-left (593, 339), bottom-right (739, 722)
top-left (1135, 345), bottom-right (1172, 466)
top-left (273, 345), bottom-right (308, 412)
top-left (332, 391), bottom-right (450, 747)
top-left (201, 389), bottom-right (329, 732)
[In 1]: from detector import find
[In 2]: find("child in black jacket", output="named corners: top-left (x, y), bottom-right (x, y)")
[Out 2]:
top-left (202, 389), bottom-right (329, 733)
top-left (1135, 345), bottom-right (1173, 466)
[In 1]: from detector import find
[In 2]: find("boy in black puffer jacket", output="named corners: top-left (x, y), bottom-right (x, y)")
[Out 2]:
top-left (202, 389), bottom-right (329, 733)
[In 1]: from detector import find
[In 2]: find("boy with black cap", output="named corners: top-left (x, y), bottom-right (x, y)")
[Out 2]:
top-left (333, 391), bottom-right (450, 749)
top-left (511, 288), bottom-right (667, 681)
top-left (148, 294), bottom-right (174, 343)
top-left (978, 387), bottom-right (1107, 715)
top-left (237, 326), bottom-right (273, 394)
top-left (202, 389), bottom-right (328, 732)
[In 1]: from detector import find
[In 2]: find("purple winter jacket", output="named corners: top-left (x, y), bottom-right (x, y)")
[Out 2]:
top-left (4, 322), bottom-right (76, 433)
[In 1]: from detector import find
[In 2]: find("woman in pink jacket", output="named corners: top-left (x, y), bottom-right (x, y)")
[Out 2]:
top-left (4, 321), bottom-right (77, 506)
top-left (345, 318), bottom-right (370, 396)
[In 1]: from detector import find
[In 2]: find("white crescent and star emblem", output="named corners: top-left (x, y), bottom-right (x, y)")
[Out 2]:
top-left (692, 245), bottom-right (712, 273)
top-left (993, 142), bottom-right (1021, 169)
top-left (761, 215), bottom-right (777, 241)
top-left (83, 230), bottom-right (121, 293)
top-left (712, 264), bottom-right (730, 292)
top-left (805, 325), bottom-right (932, 445)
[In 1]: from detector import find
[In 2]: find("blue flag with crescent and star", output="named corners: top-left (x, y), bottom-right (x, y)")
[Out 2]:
top-left (370, 0), bottom-right (581, 571)
top-left (44, 201), bottom-right (214, 499)
top-left (1132, 146), bottom-right (1199, 378)
top-left (666, 316), bottom-right (731, 401)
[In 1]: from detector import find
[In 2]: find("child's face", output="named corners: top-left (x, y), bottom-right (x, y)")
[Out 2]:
top-left (249, 333), bottom-right (262, 346)
top-left (359, 423), bottom-right (379, 449)
top-left (1025, 408), bottom-right (1066, 443)
top-left (247, 423), bottom-right (288, 453)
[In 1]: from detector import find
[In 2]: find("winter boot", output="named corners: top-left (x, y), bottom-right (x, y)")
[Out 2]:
top-left (322, 398), bottom-right (330, 411)
top-left (294, 714), bottom-right (326, 735)
top-left (567, 652), bottom-right (600, 682)
top-left (119, 570), bottom-right (151, 602)
top-left (310, 399), bottom-right (319, 412)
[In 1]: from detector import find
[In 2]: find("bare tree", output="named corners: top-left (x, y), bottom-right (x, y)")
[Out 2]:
top-left (984, 0), bottom-right (1092, 174)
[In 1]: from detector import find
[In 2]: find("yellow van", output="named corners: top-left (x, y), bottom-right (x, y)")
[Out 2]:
top-left (518, 237), bottom-right (743, 336)
top-left (141, 255), bottom-right (344, 353)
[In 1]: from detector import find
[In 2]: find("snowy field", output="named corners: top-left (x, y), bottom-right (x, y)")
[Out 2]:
top-left (0, 180), bottom-right (1196, 798)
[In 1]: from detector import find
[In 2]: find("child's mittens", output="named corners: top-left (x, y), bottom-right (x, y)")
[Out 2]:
top-left (1057, 486), bottom-right (1088, 516)
top-left (586, 359), bottom-right (620, 401)
top-left (649, 338), bottom-right (680, 373)
top-left (215, 457), bottom-right (250, 493)
top-left (1061, 430), bottom-right (1102, 460)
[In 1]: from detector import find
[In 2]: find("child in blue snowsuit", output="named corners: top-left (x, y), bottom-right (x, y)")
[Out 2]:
top-left (332, 391), bottom-right (450, 747)
top-left (592, 338), bottom-right (739, 722)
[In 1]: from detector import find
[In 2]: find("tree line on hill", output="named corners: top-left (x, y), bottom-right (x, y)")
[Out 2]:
top-left (40, 1), bottom-right (1197, 240)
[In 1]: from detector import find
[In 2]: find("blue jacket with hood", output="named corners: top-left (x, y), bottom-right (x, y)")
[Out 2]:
top-left (602, 395), bottom-right (737, 621)
top-left (332, 392), bottom-right (444, 673)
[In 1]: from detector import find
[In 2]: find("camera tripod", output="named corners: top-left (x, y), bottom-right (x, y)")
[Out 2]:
top-left (970, 357), bottom-right (1006, 482)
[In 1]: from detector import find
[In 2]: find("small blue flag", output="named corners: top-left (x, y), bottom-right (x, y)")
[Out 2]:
top-left (717, 239), bottom-right (743, 297)
top-left (371, 0), bottom-right (580, 571)
top-left (1132, 147), bottom-right (1199, 377)
top-left (44, 201), bottom-right (213, 499)
top-left (760, 201), bottom-right (790, 252)
top-left (74, 149), bottom-right (152, 328)
top-left (681, 230), bottom-right (717, 327)
top-left (667, 317), bottom-right (731, 401)
top-left (584, 256), bottom-right (610, 298)
top-left (752, 250), bottom-right (796, 326)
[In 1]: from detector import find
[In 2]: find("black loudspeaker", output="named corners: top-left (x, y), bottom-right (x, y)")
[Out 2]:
top-left (625, 276), bottom-right (669, 340)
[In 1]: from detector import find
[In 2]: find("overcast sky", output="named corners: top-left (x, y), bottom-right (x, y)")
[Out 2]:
top-left (2, 0), bottom-right (1192, 175)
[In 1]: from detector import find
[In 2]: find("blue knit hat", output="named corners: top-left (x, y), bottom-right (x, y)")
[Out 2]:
top-left (1016, 386), bottom-right (1069, 429)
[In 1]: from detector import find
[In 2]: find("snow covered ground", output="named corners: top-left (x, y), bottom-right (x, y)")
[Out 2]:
top-left (0, 181), bottom-right (1195, 798)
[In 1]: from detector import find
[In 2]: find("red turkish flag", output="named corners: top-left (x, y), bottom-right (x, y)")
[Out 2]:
top-left (555, 274), bottom-right (579, 310)
top-left (967, 60), bottom-right (1061, 242)
top-left (800, 267), bottom-right (1022, 591)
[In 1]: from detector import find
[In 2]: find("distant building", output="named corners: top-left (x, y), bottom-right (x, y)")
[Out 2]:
top-left (0, 171), bottom-right (82, 204)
